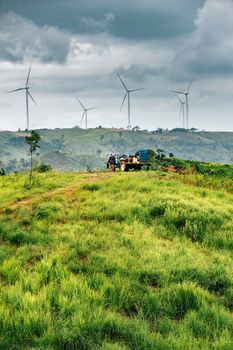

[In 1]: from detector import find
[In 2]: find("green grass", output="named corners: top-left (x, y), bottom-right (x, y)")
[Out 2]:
top-left (0, 170), bottom-right (232, 349)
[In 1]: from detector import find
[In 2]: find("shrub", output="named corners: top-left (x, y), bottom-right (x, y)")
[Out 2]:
top-left (37, 163), bottom-right (52, 173)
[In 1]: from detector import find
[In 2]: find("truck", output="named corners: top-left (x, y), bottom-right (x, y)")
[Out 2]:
top-left (106, 150), bottom-right (150, 172)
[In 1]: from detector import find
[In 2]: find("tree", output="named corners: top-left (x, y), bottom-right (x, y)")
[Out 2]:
top-left (147, 149), bottom-right (156, 163)
top-left (132, 126), bottom-right (141, 132)
top-left (25, 130), bottom-right (41, 183)
top-left (156, 149), bottom-right (165, 161)
top-left (152, 128), bottom-right (163, 134)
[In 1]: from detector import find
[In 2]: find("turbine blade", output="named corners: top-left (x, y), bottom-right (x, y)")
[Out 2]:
top-left (27, 90), bottom-right (37, 105)
top-left (120, 93), bottom-right (128, 111)
top-left (187, 77), bottom-right (194, 92)
top-left (26, 66), bottom-right (31, 87)
top-left (171, 90), bottom-right (185, 95)
top-left (87, 107), bottom-right (98, 111)
top-left (7, 88), bottom-right (25, 93)
top-left (130, 88), bottom-right (144, 92)
top-left (79, 111), bottom-right (86, 126)
top-left (75, 96), bottom-right (85, 110)
top-left (117, 73), bottom-right (128, 92)
top-left (175, 94), bottom-right (183, 104)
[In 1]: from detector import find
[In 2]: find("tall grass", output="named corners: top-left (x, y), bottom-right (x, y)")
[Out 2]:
top-left (0, 171), bottom-right (232, 349)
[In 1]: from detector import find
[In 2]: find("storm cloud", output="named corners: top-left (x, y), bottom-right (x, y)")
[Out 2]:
top-left (174, 0), bottom-right (233, 76)
top-left (0, 0), bottom-right (232, 131)
top-left (0, 12), bottom-right (71, 63)
top-left (0, 0), bottom-right (204, 39)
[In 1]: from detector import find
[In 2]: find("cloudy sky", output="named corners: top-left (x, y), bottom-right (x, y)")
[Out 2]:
top-left (0, 0), bottom-right (233, 131)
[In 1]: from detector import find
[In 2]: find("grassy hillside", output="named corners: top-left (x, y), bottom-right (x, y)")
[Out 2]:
top-left (0, 170), bottom-right (232, 349)
top-left (1, 128), bottom-right (233, 172)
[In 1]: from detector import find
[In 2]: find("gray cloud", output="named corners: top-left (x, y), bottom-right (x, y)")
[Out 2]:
top-left (80, 12), bottom-right (115, 32)
top-left (0, 12), bottom-right (71, 63)
top-left (113, 64), bottom-right (163, 83)
top-left (0, 0), bottom-right (204, 40)
top-left (174, 0), bottom-right (233, 77)
top-left (0, 1), bottom-right (233, 131)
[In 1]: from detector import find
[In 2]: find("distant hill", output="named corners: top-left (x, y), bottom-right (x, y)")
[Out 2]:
top-left (1, 127), bottom-right (233, 172)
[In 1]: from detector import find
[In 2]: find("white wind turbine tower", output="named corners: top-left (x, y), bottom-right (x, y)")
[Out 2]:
top-left (117, 73), bottom-right (143, 130)
top-left (176, 95), bottom-right (186, 128)
top-left (172, 78), bottom-right (194, 129)
top-left (7, 66), bottom-right (36, 130)
top-left (75, 97), bottom-right (97, 129)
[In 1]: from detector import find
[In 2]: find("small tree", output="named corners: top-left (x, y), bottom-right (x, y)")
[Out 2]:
top-left (25, 130), bottom-right (41, 183)
top-left (147, 149), bottom-right (156, 163)
top-left (156, 148), bottom-right (165, 161)
top-left (132, 126), bottom-right (141, 132)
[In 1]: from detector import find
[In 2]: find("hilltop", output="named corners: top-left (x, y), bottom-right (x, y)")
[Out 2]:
top-left (0, 169), bottom-right (232, 349)
top-left (1, 127), bottom-right (233, 172)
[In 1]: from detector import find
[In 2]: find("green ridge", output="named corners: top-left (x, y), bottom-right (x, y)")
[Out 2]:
top-left (1, 128), bottom-right (233, 172)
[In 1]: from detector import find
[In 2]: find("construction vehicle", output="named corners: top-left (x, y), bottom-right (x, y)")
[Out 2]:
top-left (106, 150), bottom-right (150, 172)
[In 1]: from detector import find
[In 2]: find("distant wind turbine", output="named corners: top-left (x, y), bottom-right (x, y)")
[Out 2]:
top-left (172, 78), bottom-right (194, 129)
top-left (75, 97), bottom-right (97, 129)
top-left (117, 73), bottom-right (143, 130)
top-left (176, 95), bottom-right (186, 128)
top-left (7, 66), bottom-right (36, 130)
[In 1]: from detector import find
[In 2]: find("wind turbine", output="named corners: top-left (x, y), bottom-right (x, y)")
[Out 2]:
top-left (172, 78), bottom-right (194, 129)
top-left (75, 97), bottom-right (97, 129)
top-left (176, 95), bottom-right (186, 128)
top-left (7, 66), bottom-right (36, 130)
top-left (117, 73), bottom-right (143, 130)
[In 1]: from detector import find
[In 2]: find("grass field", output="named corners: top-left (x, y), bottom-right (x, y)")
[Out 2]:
top-left (0, 170), bottom-right (232, 349)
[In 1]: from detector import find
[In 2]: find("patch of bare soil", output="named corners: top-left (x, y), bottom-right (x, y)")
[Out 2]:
top-left (7, 172), bottom-right (115, 211)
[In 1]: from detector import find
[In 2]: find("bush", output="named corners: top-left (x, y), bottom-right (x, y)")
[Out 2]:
top-left (37, 163), bottom-right (52, 173)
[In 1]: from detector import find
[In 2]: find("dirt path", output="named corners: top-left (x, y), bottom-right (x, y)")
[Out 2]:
top-left (4, 172), bottom-right (115, 212)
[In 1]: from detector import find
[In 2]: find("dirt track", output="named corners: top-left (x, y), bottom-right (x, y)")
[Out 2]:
top-left (2, 172), bottom-right (115, 212)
